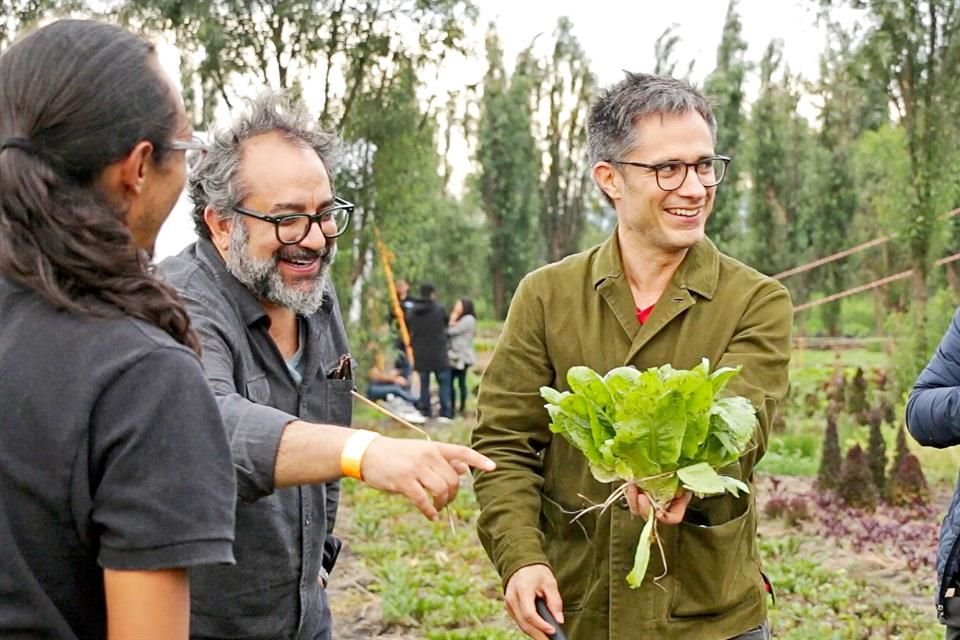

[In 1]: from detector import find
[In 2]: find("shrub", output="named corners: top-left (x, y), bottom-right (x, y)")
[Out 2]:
top-left (838, 444), bottom-right (878, 512)
top-left (872, 368), bottom-right (889, 392)
top-left (847, 367), bottom-right (869, 423)
top-left (889, 425), bottom-right (910, 481)
top-left (825, 366), bottom-right (846, 405)
top-left (866, 414), bottom-right (887, 496)
top-left (816, 411), bottom-right (842, 492)
top-left (887, 453), bottom-right (930, 507)
top-left (803, 391), bottom-right (821, 417)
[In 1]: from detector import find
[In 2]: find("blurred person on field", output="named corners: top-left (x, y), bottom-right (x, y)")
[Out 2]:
top-left (366, 341), bottom-right (426, 425)
top-left (447, 297), bottom-right (477, 417)
top-left (406, 283), bottom-right (454, 420)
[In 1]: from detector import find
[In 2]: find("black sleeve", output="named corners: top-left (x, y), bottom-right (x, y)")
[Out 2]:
top-left (89, 346), bottom-right (236, 570)
top-left (907, 307), bottom-right (960, 447)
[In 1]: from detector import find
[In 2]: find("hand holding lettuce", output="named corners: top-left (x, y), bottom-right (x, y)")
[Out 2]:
top-left (539, 358), bottom-right (758, 588)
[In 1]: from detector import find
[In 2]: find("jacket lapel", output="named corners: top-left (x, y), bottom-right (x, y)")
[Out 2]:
top-left (612, 236), bottom-right (721, 365)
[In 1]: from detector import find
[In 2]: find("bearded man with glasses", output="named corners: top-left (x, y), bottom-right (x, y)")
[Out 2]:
top-left (158, 92), bottom-right (493, 640)
top-left (472, 72), bottom-right (792, 640)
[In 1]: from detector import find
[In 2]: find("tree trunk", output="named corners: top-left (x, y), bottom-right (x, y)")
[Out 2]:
top-left (491, 260), bottom-right (505, 320)
top-left (947, 262), bottom-right (960, 304)
top-left (911, 266), bottom-right (929, 367)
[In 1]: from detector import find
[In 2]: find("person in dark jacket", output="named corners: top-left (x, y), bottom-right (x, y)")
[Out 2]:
top-left (907, 307), bottom-right (960, 638)
top-left (406, 283), bottom-right (454, 419)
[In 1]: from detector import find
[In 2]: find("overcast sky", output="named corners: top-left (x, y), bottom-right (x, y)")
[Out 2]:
top-left (155, 0), bottom-right (844, 258)
top-left (484, 1), bottom-right (824, 82)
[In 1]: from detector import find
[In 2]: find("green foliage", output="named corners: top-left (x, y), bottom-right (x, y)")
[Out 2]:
top-left (761, 537), bottom-right (940, 639)
top-left (542, 361), bottom-right (755, 492)
top-left (796, 294), bottom-right (879, 339)
top-left (537, 17), bottom-right (596, 263)
top-left (474, 29), bottom-right (541, 319)
top-left (0, 0), bottom-right (89, 51)
top-left (831, 0), bottom-right (960, 361)
top-left (704, 0), bottom-right (749, 250)
top-left (884, 288), bottom-right (957, 398)
top-left (541, 360), bottom-right (755, 588)
top-left (741, 41), bottom-right (817, 281)
top-left (797, 25), bottom-right (886, 337)
top-left (336, 420), bottom-right (523, 639)
top-left (757, 431), bottom-right (820, 476)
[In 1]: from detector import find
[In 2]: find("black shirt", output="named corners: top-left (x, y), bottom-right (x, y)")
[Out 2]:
top-left (159, 239), bottom-right (353, 640)
top-left (0, 277), bottom-right (236, 640)
top-left (406, 298), bottom-right (449, 371)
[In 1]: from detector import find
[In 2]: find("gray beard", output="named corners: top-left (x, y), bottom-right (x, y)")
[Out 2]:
top-left (225, 221), bottom-right (335, 316)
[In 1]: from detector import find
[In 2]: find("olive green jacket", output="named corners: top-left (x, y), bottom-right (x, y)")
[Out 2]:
top-left (472, 233), bottom-right (792, 640)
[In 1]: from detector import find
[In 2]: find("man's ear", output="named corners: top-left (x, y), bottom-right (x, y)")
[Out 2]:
top-left (117, 141), bottom-right (154, 196)
top-left (203, 205), bottom-right (233, 255)
top-left (592, 162), bottom-right (622, 202)
top-left (96, 140), bottom-right (154, 206)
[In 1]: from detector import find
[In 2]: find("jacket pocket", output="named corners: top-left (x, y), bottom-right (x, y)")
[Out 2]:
top-left (244, 374), bottom-right (271, 404)
top-left (539, 491), bottom-right (597, 612)
top-left (669, 494), bottom-right (763, 618)
top-left (324, 377), bottom-right (354, 426)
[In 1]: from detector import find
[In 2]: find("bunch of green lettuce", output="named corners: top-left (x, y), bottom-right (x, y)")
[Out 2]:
top-left (539, 358), bottom-right (757, 587)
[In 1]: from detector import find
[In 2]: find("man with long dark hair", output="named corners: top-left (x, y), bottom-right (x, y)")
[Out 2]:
top-left (159, 93), bottom-right (494, 639)
top-left (0, 20), bottom-right (236, 640)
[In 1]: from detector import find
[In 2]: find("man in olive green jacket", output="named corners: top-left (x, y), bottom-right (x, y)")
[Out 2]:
top-left (472, 72), bottom-right (792, 640)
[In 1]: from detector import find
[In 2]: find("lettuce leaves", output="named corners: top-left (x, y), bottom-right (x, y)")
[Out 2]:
top-left (540, 358), bottom-right (758, 587)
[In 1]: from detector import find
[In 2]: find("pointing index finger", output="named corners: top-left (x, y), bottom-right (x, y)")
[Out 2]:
top-left (438, 443), bottom-right (495, 472)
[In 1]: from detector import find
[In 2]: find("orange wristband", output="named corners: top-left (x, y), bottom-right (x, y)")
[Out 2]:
top-left (340, 429), bottom-right (380, 480)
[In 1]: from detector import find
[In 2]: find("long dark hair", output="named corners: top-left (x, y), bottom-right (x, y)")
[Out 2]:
top-left (459, 298), bottom-right (475, 318)
top-left (0, 20), bottom-right (199, 352)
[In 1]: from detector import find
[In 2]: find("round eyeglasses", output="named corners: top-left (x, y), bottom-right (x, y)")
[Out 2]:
top-left (232, 196), bottom-right (355, 244)
top-left (614, 155), bottom-right (731, 192)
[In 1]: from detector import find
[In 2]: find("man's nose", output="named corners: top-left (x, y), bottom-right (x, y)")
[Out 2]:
top-left (676, 165), bottom-right (708, 198)
top-left (298, 218), bottom-right (329, 251)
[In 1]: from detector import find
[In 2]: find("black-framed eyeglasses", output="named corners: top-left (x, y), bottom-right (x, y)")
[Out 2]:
top-left (166, 135), bottom-right (208, 169)
top-left (232, 196), bottom-right (355, 244)
top-left (613, 155), bottom-right (731, 192)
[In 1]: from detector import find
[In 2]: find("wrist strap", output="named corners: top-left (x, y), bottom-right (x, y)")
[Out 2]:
top-left (340, 429), bottom-right (380, 480)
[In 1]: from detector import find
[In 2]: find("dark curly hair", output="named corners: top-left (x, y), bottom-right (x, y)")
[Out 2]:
top-left (0, 20), bottom-right (199, 353)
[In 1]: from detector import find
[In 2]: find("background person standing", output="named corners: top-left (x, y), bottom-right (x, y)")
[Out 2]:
top-left (447, 297), bottom-right (477, 417)
top-left (406, 283), bottom-right (454, 420)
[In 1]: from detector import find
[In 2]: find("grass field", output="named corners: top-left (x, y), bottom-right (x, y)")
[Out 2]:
top-left (329, 347), bottom-right (952, 639)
